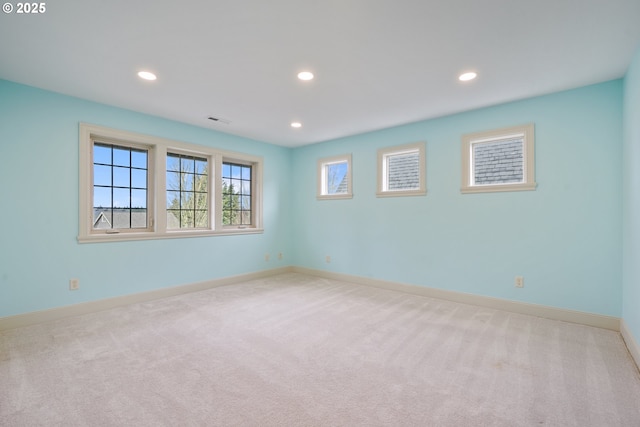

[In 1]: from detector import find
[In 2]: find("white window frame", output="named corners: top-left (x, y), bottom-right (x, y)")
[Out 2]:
top-left (461, 123), bottom-right (536, 194)
top-left (377, 142), bottom-right (426, 197)
top-left (317, 154), bottom-right (353, 200)
top-left (79, 123), bottom-right (263, 243)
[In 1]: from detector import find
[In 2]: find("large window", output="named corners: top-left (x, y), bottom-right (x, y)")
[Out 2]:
top-left (222, 161), bottom-right (253, 226)
top-left (93, 142), bottom-right (150, 231)
top-left (461, 124), bottom-right (536, 193)
top-left (377, 142), bottom-right (426, 197)
top-left (166, 153), bottom-right (209, 229)
top-left (79, 123), bottom-right (262, 242)
top-left (317, 154), bottom-right (352, 200)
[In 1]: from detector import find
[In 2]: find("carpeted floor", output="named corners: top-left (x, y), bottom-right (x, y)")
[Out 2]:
top-left (1, 273), bottom-right (639, 426)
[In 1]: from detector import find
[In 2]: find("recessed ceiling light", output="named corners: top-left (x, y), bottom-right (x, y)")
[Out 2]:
top-left (459, 72), bottom-right (477, 82)
top-left (137, 71), bottom-right (157, 81)
top-left (291, 122), bottom-right (302, 128)
top-left (297, 71), bottom-right (314, 81)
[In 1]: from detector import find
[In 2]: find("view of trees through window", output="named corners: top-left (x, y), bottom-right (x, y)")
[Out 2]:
top-left (166, 153), bottom-right (208, 229)
top-left (222, 162), bottom-right (252, 226)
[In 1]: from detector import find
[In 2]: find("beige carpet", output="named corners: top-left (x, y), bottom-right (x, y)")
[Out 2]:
top-left (1, 273), bottom-right (639, 426)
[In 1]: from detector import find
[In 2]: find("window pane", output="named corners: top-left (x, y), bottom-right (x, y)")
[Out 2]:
top-left (113, 188), bottom-right (130, 208)
top-left (181, 157), bottom-right (195, 173)
top-left (241, 211), bottom-right (251, 225)
top-left (130, 208), bottom-right (147, 229)
top-left (167, 155), bottom-right (181, 172)
top-left (241, 180), bottom-right (251, 195)
top-left (181, 172), bottom-right (194, 191)
top-left (93, 210), bottom-right (112, 229)
top-left (196, 193), bottom-right (207, 209)
top-left (167, 190), bottom-right (180, 209)
top-left (231, 165), bottom-right (241, 179)
top-left (166, 172), bottom-right (181, 191)
top-left (93, 187), bottom-right (111, 209)
top-left (231, 179), bottom-right (241, 193)
top-left (94, 144), bottom-right (111, 165)
top-left (181, 192), bottom-right (194, 209)
top-left (131, 150), bottom-right (147, 169)
top-left (387, 151), bottom-right (420, 191)
top-left (113, 148), bottom-right (130, 167)
top-left (222, 178), bottom-right (231, 193)
top-left (113, 210), bottom-right (130, 229)
top-left (131, 189), bottom-right (146, 209)
top-left (94, 164), bottom-right (111, 186)
top-left (473, 138), bottom-right (523, 185)
top-left (222, 163), bottom-right (231, 178)
top-left (195, 210), bottom-right (208, 228)
top-left (167, 210), bottom-right (180, 229)
top-left (113, 167), bottom-right (130, 187)
top-left (195, 159), bottom-right (207, 175)
top-left (131, 168), bottom-right (146, 188)
top-left (241, 196), bottom-right (251, 210)
top-left (241, 166), bottom-right (251, 180)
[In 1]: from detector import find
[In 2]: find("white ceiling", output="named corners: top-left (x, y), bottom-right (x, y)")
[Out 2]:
top-left (1, 1), bottom-right (639, 147)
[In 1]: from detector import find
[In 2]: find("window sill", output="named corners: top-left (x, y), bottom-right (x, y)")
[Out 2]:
top-left (376, 189), bottom-right (426, 198)
top-left (317, 194), bottom-right (353, 201)
top-left (77, 228), bottom-right (264, 244)
top-left (461, 182), bottom-right (537, 194)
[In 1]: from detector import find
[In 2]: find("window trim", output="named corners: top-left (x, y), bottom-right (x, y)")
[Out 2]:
top-left (317, 154), bottom-right (353, 200)
top-left (376, 141), bottom-right (426, 197)
top-left (461, 123), bottom-right (536, 194)
top-left (79, 123), bottom-right (263, 243)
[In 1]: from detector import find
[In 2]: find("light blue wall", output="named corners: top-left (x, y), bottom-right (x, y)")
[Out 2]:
top-left (623, 45), bottom-right (640, 340)
top-left (0, 80), bottom-right (292, 317)
top-left (0, 77), bottom-right (627, 319)
top-left (292, 81), bottom-right (623, 316)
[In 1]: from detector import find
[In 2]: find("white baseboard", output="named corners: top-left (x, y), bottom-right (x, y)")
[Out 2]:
top-left (621, 319), bottom-right (640, 371)
top-left (1, 266), bottom-right (622, 334)
top-left (292, 267), bottom-right (621, 331)
top-left (0, 267), bottom-right (292, 331)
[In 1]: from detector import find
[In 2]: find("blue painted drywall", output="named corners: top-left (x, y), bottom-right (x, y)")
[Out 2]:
top-left (623, 45), bottom-right (640, 340)
top-left (292, 80), bottom-right (623, 316)
top-left (0, 79), bottom-right (292, 317)
top-left (0, 77), bottom-right (627, 319)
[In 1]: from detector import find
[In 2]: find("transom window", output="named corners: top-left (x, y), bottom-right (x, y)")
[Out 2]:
top-left (461, 124), bottom-right (536, 193)
top-left (79, 123), bottom-right (263, 242)
top-left (317, 154), bottom-right (352, 200)
top-left (222, 161), bottom-right (252, 226)
top-left (93, 142), bottom-right (150, 231)
top-left (377, 142), bottom-right (426, 197)
top-left (166, 153), bottom-right (209, 229)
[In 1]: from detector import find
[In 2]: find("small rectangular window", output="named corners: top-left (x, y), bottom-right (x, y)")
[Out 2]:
top-left (93, 142), bottom-right (150, 231)
top-left (377, 142), bottom-right (426, 197)
top-left (166, 153), bottom-right (209, 229)
top-left (317, 154), bottom-right (352, 200)
top-left (461, 124), bottom-right (536, 193)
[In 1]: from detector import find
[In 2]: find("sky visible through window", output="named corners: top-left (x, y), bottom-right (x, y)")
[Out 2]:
top-left (326, 162), bottom-right (348, 194)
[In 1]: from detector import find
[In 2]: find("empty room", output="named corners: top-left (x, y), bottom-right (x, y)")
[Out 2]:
top-left (2, 1), bottom-right (640, 425)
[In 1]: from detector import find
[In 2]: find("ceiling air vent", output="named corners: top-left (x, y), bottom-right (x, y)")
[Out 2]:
top-left (207, 116), bottom-right (231, 125)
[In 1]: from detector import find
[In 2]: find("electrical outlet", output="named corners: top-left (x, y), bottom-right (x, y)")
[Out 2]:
top-left (325, 255), bottom-right (331, 263)
top-left (515, 276), bottom-right (524, 288)
top-left (265, 254), bottom-right (270, 262)
top-left (278, 253), bottom-right (283, 260)
top-left (69, 278), bottom-right (80, 291)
